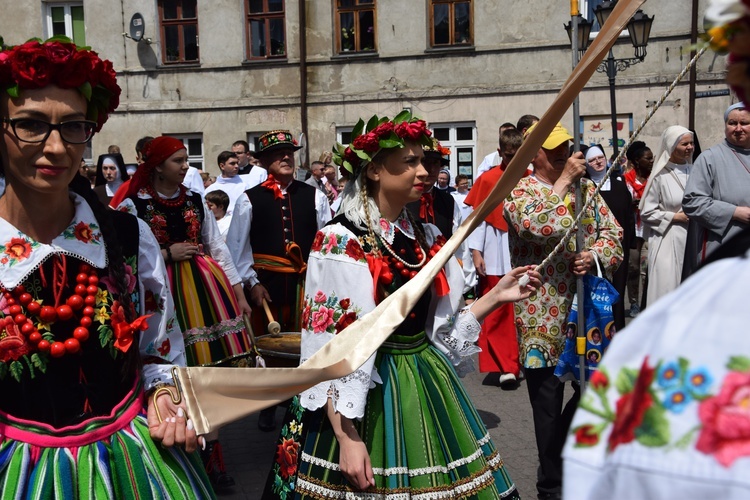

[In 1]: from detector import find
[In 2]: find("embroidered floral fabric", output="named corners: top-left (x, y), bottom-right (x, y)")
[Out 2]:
top-left (563, 250), bottom-right (750, 499)
top-left (299, 215), bottom-right (480, 419)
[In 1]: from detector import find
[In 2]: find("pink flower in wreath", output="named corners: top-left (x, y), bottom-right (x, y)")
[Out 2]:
top-left (311, 306), bottom-right (335, 333)
top-left (696, 371), bottom-right (750, 467)
top-left (313, 291), bottom-right (327, 304)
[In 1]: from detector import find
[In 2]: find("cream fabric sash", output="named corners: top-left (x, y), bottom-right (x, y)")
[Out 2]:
top-left (173, 0), bottom-right (646, 436)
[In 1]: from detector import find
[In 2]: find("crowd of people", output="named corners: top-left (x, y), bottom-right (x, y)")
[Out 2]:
top-left (1, 22), bottom-right (749, 499)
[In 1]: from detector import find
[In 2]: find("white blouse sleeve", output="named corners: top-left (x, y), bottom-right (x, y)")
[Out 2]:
top-left (423, 224), bottom-right (481, 377)
top-left (201, 202), bottom-right (242, 285)
top-left (136, 219), bottom-right (186, 391)
top-left (298, 224), bottom-right (379, 420)
top-left (314, 189), bottom-right (333, 229)
top-left (224, 196), bottom-right (259, 287)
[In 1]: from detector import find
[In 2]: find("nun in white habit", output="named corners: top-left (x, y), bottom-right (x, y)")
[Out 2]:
top-left (639, 125), bottom-right (694, 306)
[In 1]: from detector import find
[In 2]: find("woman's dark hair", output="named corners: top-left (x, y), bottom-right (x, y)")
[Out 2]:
top-left (625, 141), bottom-right (649, 163)
top-left (69, 174), bottom-right (140, 376)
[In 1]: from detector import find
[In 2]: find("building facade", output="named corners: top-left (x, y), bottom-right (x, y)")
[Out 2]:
top-left (0, 0), bottom-right (730, 179)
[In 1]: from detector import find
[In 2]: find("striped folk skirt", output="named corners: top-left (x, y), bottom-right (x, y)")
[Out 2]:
top-left (267, 333), bottom-right (520, 499)
top-left (168, 255), bottom-right (253, 367)
top-left (0, 383), bottom-right (214, 499)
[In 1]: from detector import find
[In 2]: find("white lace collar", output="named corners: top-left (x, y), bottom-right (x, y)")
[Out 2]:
top-left (0, 192), bottom-right (107, 289)
top-left (136, 186), bottom-right (198, 199)
top-left (377, 211), bottom-right (416, 244)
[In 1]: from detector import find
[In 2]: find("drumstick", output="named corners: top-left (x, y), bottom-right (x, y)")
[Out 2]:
top-left (262, 298), bottom-right (282, 336)
top-left (243, 313), bottom-right (266, 367)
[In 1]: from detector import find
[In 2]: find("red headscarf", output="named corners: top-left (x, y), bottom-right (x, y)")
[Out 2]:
top-left (126, 136), bottom-right (187, 198)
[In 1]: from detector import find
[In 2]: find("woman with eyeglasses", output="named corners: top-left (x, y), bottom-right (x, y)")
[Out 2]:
top-left (0, 38), bottom-right (213, 497)
top-left (584, 145), bottom-right (634, 329)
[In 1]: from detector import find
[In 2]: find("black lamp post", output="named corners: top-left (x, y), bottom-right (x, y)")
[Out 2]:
top-left (565, 0), bottom-right (654, 159)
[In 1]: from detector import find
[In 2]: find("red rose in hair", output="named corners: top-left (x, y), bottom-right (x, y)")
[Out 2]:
top-left (371, 121), bottom-right (395, 137)
top-left (60, 49), bottom-right (96, 89)
top-left (344, 147), bottom-right (359, 166)
top-left (9, 42), bottom-right (52, 89)
top-left (43, 42), bottom-right (75, 65)
top-left (395, 120), bottom-right (430, 141)
top-left (608, 357), bottom-right (656, 451)
top-left (352, 132), bottom-right (380, 153)
top-left (275, 438), bottom-right (300, 479)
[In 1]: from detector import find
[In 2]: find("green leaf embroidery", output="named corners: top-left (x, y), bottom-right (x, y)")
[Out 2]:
top-left (615, 367), bottom-right (638, 394)
top-left (0, 362), bottom-right (7, 380)
top-left (31, 353), bottom-right (47, 373)
top-left (727, 356), bottom-right (750, 373)
top-left (10, 360), bottom-right (23, 382)
top-left (635, 404), bottom-right (670, 447)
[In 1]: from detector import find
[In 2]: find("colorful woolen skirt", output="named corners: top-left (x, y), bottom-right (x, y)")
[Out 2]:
top-left (0, 383), bottom-right (214, 499)
top-left (168, 254), bottom-right (253, 367)
top-left (273, 332), bottom-right (519, 499)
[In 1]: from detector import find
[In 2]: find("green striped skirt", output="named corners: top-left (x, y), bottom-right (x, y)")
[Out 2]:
top-left (272, 333), bottom-right (519, 499)
top-left (0, 382), bottom-right (214, 499)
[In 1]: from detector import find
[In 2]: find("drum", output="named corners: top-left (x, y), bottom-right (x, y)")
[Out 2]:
top-left (254, 332), bottom-right (301, 368)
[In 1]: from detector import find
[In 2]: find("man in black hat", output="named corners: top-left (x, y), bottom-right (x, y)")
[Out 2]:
top-left (226, 130), bottom-right (331, 431)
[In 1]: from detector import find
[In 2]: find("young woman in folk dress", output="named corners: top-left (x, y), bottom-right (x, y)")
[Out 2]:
top-left (119, 135), bottom-right (254, 491)
top-left (0, 38), bottom-right (213, 498)
top-left (266, 113), bottom-right (541, 499)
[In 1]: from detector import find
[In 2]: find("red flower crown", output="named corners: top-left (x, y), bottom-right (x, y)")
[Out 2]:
top-left (0, 36), bottom-right (121, 132)
top-left (332, 110), bottom-right (433, 178)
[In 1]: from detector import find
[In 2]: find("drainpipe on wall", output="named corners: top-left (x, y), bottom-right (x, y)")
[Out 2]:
top-left (299, 0), bottom-right (309, 168)
top-left (120, 0), bottom-right (129, 101)
top-left (688, 0), bottom-right (699, 131)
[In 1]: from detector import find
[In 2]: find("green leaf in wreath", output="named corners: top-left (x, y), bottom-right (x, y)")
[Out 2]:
top-left (615, 367), bottom-right (638, 394)
top-left (635, 405), bottom-right (670, 447)
top-left (727, 356), bottom-right (750, 373)
top-left (379, 139), bottom-right (402, 149)
top-left (366, 114), bottom-right (380, 132)
top-left (351, 119), bottom-right (365, 138)
top-left (392, 109), bottom-right (411, 124)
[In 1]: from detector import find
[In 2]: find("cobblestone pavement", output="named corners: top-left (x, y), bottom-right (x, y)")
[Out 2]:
top-left (217, 364), bottom-right (568, 499)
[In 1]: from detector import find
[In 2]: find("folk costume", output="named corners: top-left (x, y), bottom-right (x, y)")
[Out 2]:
top-left (0, 193), bottom-right (212, 499)
top-left (120, 137), bottom-right (253, 368)
top-left (226, 131), bottom-right (331, 334)
top-left (268, 213), bottom-right (519, 499)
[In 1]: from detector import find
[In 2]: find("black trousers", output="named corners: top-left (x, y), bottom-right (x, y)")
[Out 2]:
top-left (525, 367), bottom-right (580, 498)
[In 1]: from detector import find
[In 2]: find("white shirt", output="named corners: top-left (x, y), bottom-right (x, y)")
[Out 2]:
top-left (476, 151), bottom-right (501, 179)
top-left (239, 166), bottom-right (268, 190)
top-left (225, 181), bottom-right (332, 287)
top-left (182, 166), bottom-right (205, 197)
top-left (205, 175), bottom-right (248, 217)
top-left (466, 217), bottom-right (513, 276)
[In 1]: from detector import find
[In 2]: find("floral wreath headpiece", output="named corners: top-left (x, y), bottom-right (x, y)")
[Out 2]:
top-left (701, 0), bottom-right (750, 102)
top-left (0, 36), bottom-right (121, 132)
top-left (332, 110), bottom-right (433, 178)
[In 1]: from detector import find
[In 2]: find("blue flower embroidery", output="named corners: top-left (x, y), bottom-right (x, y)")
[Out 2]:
top-left (685, 367), bottom-right (712, 396)
top-left (657, 361), bottom-right (682, 389)
top-left (663, 387), bottom-right (692, 413)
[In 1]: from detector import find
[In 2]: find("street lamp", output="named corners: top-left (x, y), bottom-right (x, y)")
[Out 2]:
top-left (565, 0), bottom-right (654, 158)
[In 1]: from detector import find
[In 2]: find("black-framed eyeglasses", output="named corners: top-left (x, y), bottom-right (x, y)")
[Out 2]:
top-left (2, 118), bottom-right (96, 144)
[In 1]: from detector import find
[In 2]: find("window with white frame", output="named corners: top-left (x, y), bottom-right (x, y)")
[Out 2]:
top-left (580, 0), bottom-right (606, 32)
top-left (168, 134), bottom-right (204, 170)
top-left (45, 2), bottom-right (86, 46)
top-left (336, 127), bottom-right (354, 146)
top-left (430, 123), bottom-right (476, 184)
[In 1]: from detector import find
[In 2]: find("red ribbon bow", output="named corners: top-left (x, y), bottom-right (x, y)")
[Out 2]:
top-left (111, 307), bottom-right (153, 353)
top-left (261, 174), bottom-right (285, 200)
top-left (419, 192), bottom-right (435, 222)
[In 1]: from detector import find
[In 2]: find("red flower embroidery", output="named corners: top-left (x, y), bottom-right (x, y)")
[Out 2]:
top-left (73, 221), bottom-right (95, 243)
top-left (590, 370), bottom-right (609, 390)
top-left (4, 237), bottom-right (32, 262)
top-left (0, 321), bottom-right (32, 363)
top-left (339, 298), bottom-right (351, 310)
top-left (608, 357), bottom-right (656, 451)
top-left (574, 425), bottom-right (600, 447)
top-left (157, 339), bottom-right (171, 356)
top-left (335, 311), bottom-right (357, 333)
top-left (696, 371), bottom-right (750, 467)
top-left (344, 239), bottom-right (365, 261)
top-left (275, 437), bottom-right (300, 479)
top-left (311, 232), bottom-right (324, 252)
